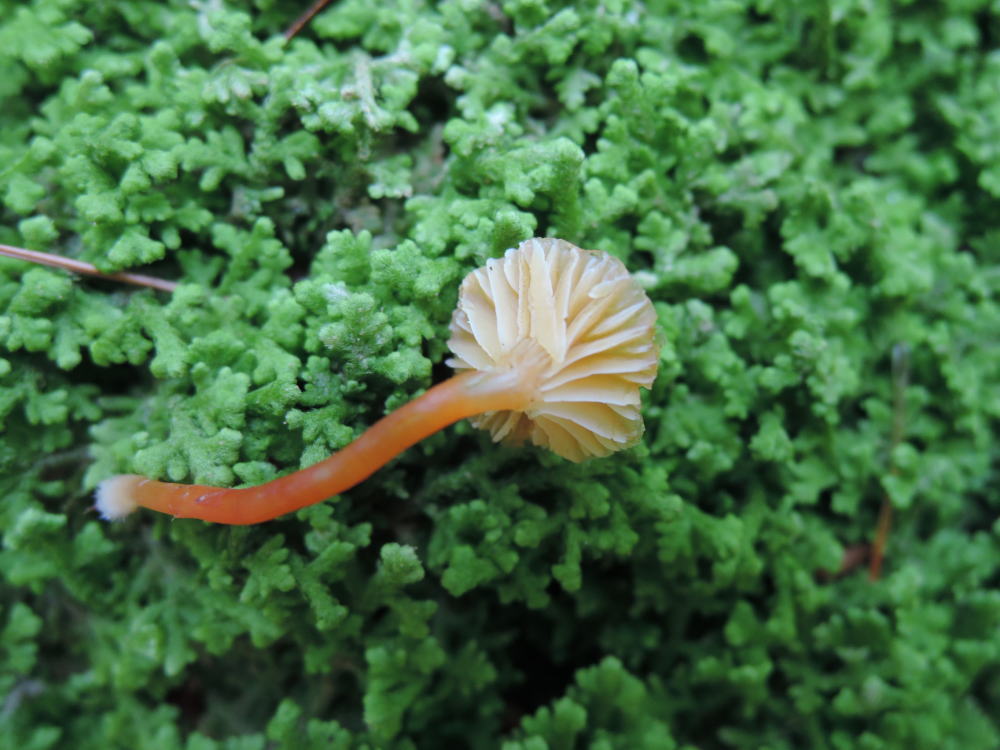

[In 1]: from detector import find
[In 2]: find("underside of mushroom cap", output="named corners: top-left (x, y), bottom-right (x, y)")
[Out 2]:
top-left (447, 237), bottom-right (659, 461)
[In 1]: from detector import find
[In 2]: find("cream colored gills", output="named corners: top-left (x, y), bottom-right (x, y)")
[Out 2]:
top-left (447, 237), bottom-right (659, 462)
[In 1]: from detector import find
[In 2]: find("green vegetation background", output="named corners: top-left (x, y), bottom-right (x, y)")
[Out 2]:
top-left (1, 0), bottom-right (998, 747)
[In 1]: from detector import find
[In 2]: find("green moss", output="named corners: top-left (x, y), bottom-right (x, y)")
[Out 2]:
top-left (1, 0), bottom-right (999, 748)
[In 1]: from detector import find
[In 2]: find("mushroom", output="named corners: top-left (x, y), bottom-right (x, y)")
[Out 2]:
top-left (96, 238), bottom-right (659, 525)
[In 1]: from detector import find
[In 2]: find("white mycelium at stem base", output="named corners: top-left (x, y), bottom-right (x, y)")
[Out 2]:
top-left (447, 237), bottom-right (659, 462)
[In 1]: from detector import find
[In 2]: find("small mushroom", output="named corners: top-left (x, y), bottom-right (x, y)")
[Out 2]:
top-left (96, 238), bottom-right (659, 525)
top-left (448, 237), bottom-right (658, 461)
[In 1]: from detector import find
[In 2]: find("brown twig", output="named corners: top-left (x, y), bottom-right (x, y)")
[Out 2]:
top-left (869, 343), bottom-right (910, 581)
top-left (817, 543), bottom-right (869, 582)
top-left (284, 0), bottom-right (335, 41)
top-left (868, 501), bottom-right (892, 581)
top-left (0, 243), bottom-right (177, 293)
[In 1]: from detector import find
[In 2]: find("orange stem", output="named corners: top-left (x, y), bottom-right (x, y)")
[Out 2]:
top-left (0, 243), bottom-right (177, 292)
top-left (115, 368), bottom-right (534, 525)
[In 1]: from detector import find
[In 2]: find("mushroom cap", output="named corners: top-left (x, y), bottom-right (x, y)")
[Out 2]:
top-left (447, 237), bottom-right (659, 461)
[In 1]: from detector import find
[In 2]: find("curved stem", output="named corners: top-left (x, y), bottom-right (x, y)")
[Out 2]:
top-left (109, 369), bottom-right (533, 525)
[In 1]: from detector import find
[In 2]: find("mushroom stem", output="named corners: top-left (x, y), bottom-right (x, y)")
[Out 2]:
top-left (97, 367), bottom-right (539, 525)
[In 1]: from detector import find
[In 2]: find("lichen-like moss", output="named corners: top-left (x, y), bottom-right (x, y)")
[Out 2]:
top-left (1, 1), bottom-right (998, 748)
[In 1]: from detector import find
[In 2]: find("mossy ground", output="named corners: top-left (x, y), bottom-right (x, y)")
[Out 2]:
top-left (1, 1), bottom-right (998, 748)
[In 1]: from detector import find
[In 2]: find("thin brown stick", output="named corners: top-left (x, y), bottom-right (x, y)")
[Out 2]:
top-left (817, 543), bottom-right (869, 582)
top-left (284, 0), bottom-right (335, 41)
top-left (868, 502), bottom-right (892, 580)
top-left (0, 243), bottom-right (177, 292)
top-left (869, 343), bottom-right (910, 581)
